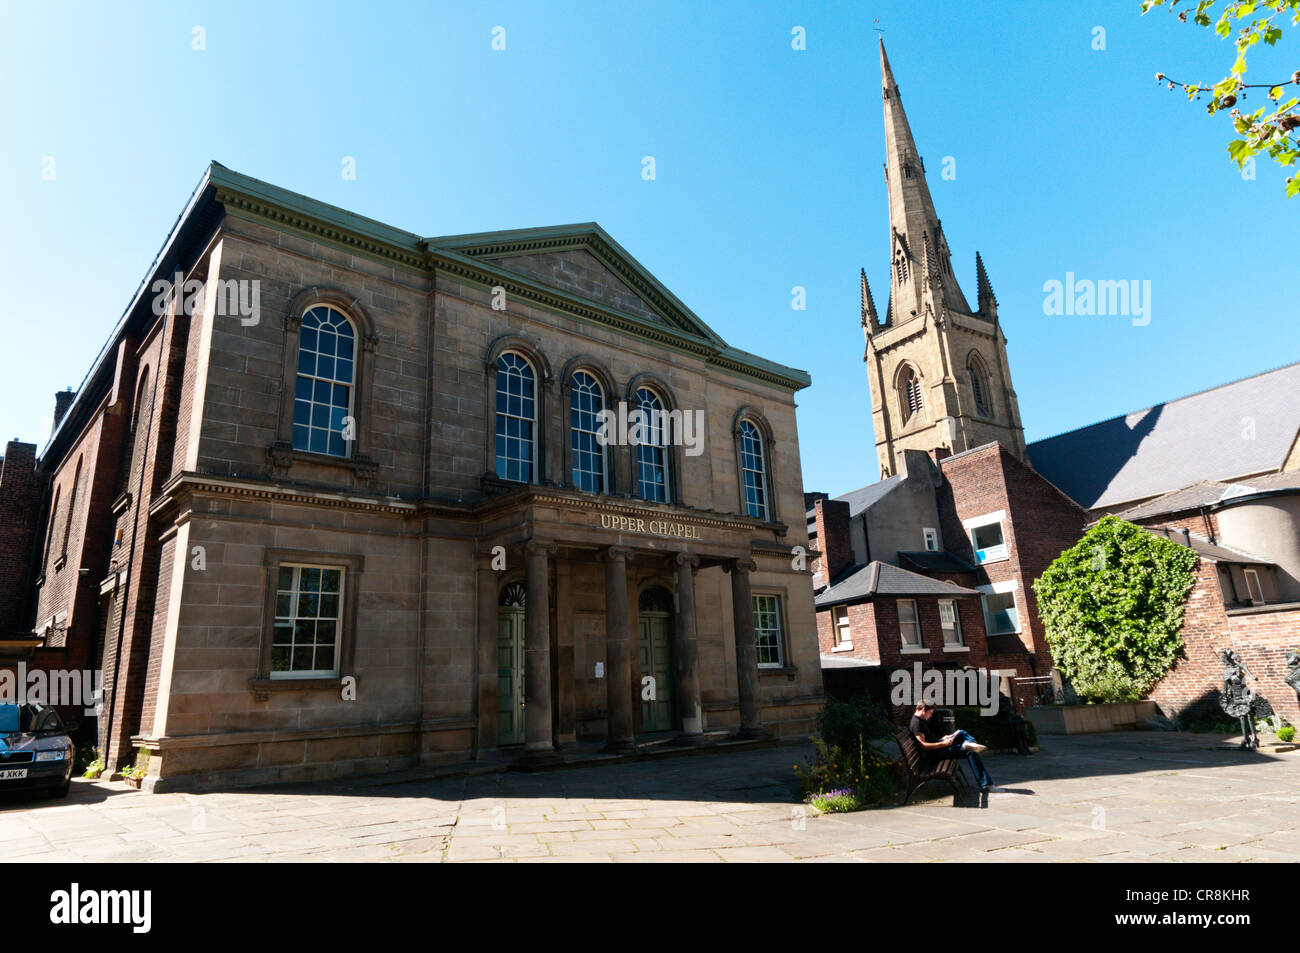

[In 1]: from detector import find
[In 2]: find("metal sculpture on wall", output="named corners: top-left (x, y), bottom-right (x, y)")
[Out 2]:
top-left (1220, 649), bottom-right (1263, 750)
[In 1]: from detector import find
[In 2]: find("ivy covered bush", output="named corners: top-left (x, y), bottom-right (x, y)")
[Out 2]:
top-left (1032, 516), bottom-right (1198, 703)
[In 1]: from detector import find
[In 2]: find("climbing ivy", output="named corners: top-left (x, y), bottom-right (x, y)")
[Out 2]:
top-left (1032, 516), bottom-right (1199, 702)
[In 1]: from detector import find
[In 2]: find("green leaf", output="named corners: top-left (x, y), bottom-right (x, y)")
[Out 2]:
top-left (1270, 85), bottom-right (1284, 99)
top-left (1228, 138), bottom-right (1254, 166)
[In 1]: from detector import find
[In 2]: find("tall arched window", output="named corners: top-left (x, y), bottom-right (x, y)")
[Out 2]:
top-left (61, 456), bottom-right (83, 557)
top-left (634, 386), bottom-right (669, 502)
top-left (738, 420), bottom-right (769, 521)
top-left (293, 306), bottom-right (356, 457)
top-left (899, 366), bottom-right (923, 423)
top-left (569, 371), bottom-right (606, 493)
top-left (968, 354), bottom-right (992, 418)
top-left (496, 351), bottom-right (537, 483)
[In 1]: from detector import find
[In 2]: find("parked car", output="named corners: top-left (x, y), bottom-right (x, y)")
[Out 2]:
top-left (0, 703), bottom-right (74, 799)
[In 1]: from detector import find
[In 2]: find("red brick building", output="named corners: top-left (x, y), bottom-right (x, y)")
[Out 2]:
top-left (1111, 473), bottom-right (1300, 725)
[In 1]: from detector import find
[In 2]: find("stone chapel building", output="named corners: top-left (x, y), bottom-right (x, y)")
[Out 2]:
top-left (6, 163), bottom-right (822, 790)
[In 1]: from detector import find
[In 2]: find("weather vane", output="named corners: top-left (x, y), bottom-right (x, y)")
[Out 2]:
top-left (874, 19), bottom-right (883, 39)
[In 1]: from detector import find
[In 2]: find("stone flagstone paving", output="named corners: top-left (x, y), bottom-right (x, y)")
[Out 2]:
top-left (1, 732), bottom-right (1297, 862)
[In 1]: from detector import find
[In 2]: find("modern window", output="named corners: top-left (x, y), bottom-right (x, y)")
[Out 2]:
top-left (923, 527), bottom-right (939, 551)
top-left (569, 370), bottom-right (606, 493)
top-left (293, 305), bottom-right (356, 457)
top-left (939, 599), bottom-right (963, 646)
top-left (272, 564), bottom-right (344, 678)
top-left (495, 351), bottom-right (537, 483)
top-left (634, 386), bottom-right (669, 502)
top-left (753, 594), bottom-right (785, 668)
top-left (968, 518), bottom-right (1008, 564)
top-left (832, 605), bottom-right (852, 649)
top-left (1243, 569), bottom-right (1265, 605)
top-left (899, 366), bottom-right (923, 423)
top-left (898, 599), bottom-right (921, 646)
top-left (738, 420), bottom-right (769, 520)
top-left (982, 590), bottom-right (1020, 635)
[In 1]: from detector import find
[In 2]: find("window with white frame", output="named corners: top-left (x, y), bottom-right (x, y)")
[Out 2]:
top-left (634, 387), bottom-right (670, 502)
top-left (495, 351), bottom-right (537, 483)
top-left (272, 565), bottom-right (345, 677)
top-left (923, 527), bottom-right (939, 551)
top-left (569, 371), bottom-right (606, 493)
top-left (738, 420), bottom-right (769, 521)
top-left (898, 599), bottom-right (921, 646)
top-left (981, 590), bottom-right (1020, 635)
top-left (1243, 568), bottom-right (1265, 604)
top-left (753, 594), bottom-right (785, 667)
top-left (832, 605), bottom-right (851, 648)
top-left (293, 306), bottom-right (357, 457)
top-left (939, 599), bottom-right (963, 645)
top-left (968, 517), bottom-right (1008, 563)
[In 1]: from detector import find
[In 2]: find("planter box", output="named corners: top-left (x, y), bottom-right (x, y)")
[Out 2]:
top-left (1025, 700), bottom-right (1157, 735)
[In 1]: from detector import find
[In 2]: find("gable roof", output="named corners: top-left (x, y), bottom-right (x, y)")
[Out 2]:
top-left (1141, 526), bottom-right (1271, 565)
top-left (1114, 471), bottom-right (1300, 523)
top-left (815, 560), bottom-right (978, 608)
top-left (898, 551), bottom-right (977, 573)
top-left (1027, 361), bottom-right (1300, 511)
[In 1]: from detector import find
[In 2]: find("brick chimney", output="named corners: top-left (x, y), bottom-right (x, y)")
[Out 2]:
top-left (52, 388), bottom-right (76, 436)
top-left (803, 491), bottom-right (828, 512)
top-left (813, 498), bottom-right (852, 583)
top-left (928, 446), bottom-right (951, 464)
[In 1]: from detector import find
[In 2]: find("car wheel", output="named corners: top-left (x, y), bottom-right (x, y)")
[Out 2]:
top-left (48, 780), bottom-right (71, 799)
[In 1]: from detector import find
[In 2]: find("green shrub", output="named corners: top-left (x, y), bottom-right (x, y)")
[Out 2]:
top-left (808, 789), bottom-right (862, 813)
top-left (816, 695), bottom-right (892, 751)
top-left (1179, 709), bottom-right (1240, 733)
top-left (1033, 516), bottom-right (1197, 700)
top-left (1278, 726), bottom-right (1296, 743)
top-left (795, 729), bottom-right (900, 810)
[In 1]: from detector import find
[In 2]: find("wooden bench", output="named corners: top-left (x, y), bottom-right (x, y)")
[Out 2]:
top-left (893, 727), bottom-right (970, 804)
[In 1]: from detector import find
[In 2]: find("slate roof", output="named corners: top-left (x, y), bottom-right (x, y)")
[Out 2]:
top-left (806, 474), bottom-right (904, 537)
top-left (815, 561), bottom-right (979, 608)
top-left (1026, 361), bottom-right (1300, 511)
top-left (898, 551), bottom-right (978, 573)
top-left (1141, 526), bottom-right (1271, 565)
top-left (1114, 471), bottom-right (1300, 523)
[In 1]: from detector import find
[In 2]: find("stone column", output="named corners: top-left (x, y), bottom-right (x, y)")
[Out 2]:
top-left (672, 553), bottom-right (703, 737)
top-left (524, 540), bottom-right (556, 752)
top-left (602, 546), bottom-right (635, 750)
top-left (475, 553), bottom-right (500, 753)
top-left (726, 557), bottom-right (763, 737)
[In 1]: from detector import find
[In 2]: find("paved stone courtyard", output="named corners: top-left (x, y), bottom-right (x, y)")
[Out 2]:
top-left (2, 732), bottom-right (1298, 862)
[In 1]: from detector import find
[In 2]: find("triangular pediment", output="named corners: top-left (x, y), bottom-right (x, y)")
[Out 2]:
top-left (428, 224), bottom-right (725, 345)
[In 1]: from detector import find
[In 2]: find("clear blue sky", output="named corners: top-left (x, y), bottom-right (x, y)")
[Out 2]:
top-left (2, 0), bottom-right (1296, 497)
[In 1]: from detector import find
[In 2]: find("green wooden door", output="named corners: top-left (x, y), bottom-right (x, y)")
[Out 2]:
top-left (497, 608), bottom-right (525, 745)
top-left (639, 613), bottom-right (675, 732)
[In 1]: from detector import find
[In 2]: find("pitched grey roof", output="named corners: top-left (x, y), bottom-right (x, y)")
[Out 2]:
top-left (1141, 526), bottom-right (1271, 565)
top-left (1115, 471), bottom-right (1300, 523)
top-left (1027, 361), bottom-right (1300, 511)
top-left (815, 561), bottom-right (978, 608)
top-left (806, 474), bottom-right (905, 537)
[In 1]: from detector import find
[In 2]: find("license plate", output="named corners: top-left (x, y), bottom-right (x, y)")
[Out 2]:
top-left (0, 768), bottom-right (28, 780)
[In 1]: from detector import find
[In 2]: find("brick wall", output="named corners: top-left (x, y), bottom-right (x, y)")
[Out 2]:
top-left (813, 498), bottom-right (851, 581)
top-left (0, 441), bottom-right (39, 632)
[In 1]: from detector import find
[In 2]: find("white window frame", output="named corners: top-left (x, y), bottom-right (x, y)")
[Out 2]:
top-left (897, 598), bottom-right (922, 649)
top-left (293, 306), bottom-right (358, 459)
top-left (832, 605), bottom-right (853, 652)
top-left (923, 527), bottom-right (939, 552)
top-left (271, 563), bottom-right (346, 679)
top-left (963, 510), bottom-right (1008, 564)
top-left (634, 387), bottom-right (671, 503)
top-left (569, 371), bottom-right (607, 493)
top-left (1243, 568), bottom-right (1265, 605)
top-left (752, 594), bottom-right (785, 668)
top-left (977, 581), bottom-right (1021, 636)
top-left (939, 599), bottom-right (964, 648)
top-left (495, 351), bottom-right (539, 484)
top-left (738, 420), bottom-right (769, 521)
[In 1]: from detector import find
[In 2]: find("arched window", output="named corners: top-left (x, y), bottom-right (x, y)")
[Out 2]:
top-left (738, 420), bottom-right (769, 521)
top-left (495, 351), bottom-right (537, 483)
top-left (61, 456), bottom-right (83, 557)
top-left (968, 354), bottom-right (992, 418)
top-left (899, 366), bottom-right (923, 423)
top-left (499, 581), bottom-right (526, 607)
top-left (42, 486), bottom-right (61, 566)
top-left (569, 371), bottom-right (606, 493)
top-left (634, 386), bottom-right (669, 502)
top-left (293, 305), bottom-right (356, 457)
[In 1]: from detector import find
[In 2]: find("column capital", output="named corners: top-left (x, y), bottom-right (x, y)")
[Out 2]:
top-left (524, 539), bottom-right (558, 558)
top-left (725, 557), bottom-right (757, 575)
top-left (599, 546), bottom-right (634, 563)
top-left (671, 552), bottom-right (700, 570)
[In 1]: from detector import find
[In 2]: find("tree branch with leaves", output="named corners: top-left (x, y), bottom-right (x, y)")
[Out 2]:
top-left (1142, 0), bottom-right (1300, 196)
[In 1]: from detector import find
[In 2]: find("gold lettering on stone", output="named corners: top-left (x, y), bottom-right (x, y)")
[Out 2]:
top-left (597, 513), bottom-right (701, 540)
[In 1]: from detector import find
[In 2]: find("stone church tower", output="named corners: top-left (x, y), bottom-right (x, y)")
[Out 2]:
top-left (863, 41), bottom-right (1027, 478)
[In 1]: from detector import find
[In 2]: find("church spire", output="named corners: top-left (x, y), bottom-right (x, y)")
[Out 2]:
top-left (880, 39), bottom-right (970, 318)
top-left (975, 251), bottom-right (998, 320)
top-left (860, 267), bottom-right (879, 332)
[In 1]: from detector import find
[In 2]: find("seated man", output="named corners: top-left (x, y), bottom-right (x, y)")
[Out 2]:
top-left (909, 701), bottom-right (1000, 792)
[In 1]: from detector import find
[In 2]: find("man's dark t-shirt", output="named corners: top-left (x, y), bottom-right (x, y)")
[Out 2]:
top-left (910, 713), bottom-right (954, 761)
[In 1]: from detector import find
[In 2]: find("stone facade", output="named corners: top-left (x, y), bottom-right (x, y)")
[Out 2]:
top-left (9, 163), bottom-right (822, 790)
